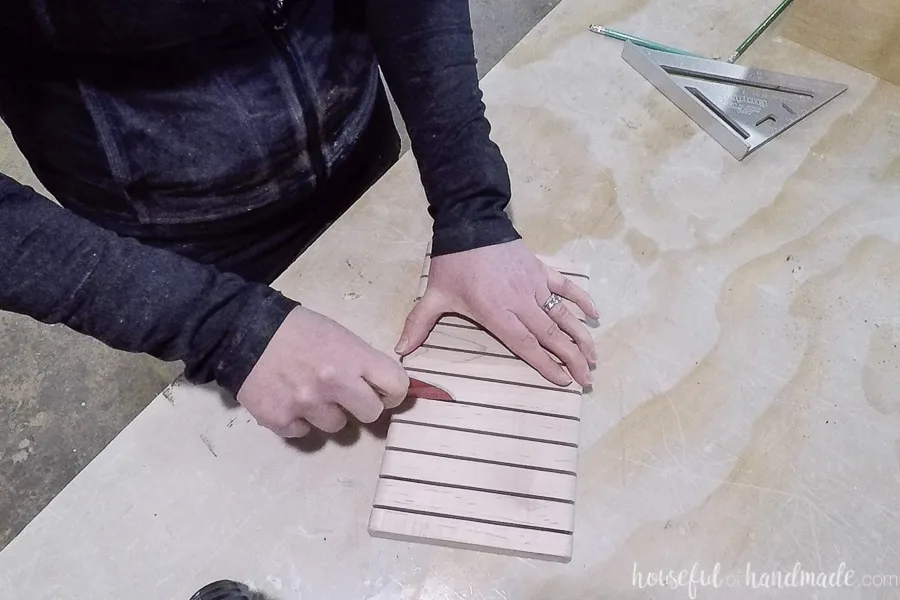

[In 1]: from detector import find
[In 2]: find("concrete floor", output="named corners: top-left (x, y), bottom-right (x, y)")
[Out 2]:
top-left (0, 0), bottom-right (561, 551)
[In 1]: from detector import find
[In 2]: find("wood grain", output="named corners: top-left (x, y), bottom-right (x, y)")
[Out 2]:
top-left (7, 1), bottom-right (900, 596)
top-left (403, 346), bottom-right (581, 393)
top-left (368, 508), bottom-right (573, 563)
top-left (781, 0), bottom-right (900, 85)
top-left (425, 324), bottom-right (518, 358)
top-left (384, 422), bottom-right (578, 473)
top-left (373, 478), bottom-right (574, 532)
top-left (396, 370), bottom-right (582, 418)
top-left (378, 450), bottom-right (577, 500)
top-left (369, 251), bottom-right (589, 562)
top-left (395, 398), bottom-right (581, 445)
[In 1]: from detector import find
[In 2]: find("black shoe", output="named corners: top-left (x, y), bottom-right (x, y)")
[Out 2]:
top-left (190, 580), bottom-right (254, 600)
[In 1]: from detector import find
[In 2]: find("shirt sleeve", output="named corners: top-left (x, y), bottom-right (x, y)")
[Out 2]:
top-left (0, 173), bottom-right (297, 397)
top-left (365, 0), bottom-right (522, 257)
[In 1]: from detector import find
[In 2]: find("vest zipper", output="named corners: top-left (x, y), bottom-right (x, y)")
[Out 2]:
top-left (263, 1), bottom-right (328, 188)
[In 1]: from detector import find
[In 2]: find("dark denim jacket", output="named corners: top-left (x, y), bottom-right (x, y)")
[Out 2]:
top-left (0, 0), bottom-right (521, 396)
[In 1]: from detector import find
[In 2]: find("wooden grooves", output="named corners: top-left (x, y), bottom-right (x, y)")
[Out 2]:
top-left (368, 246), bottom-right (590, 562)
top-left (403, 345), bottom-right (581, 393)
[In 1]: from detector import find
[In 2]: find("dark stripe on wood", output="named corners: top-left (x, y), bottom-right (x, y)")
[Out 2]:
top-left (378, 473), bottom-right (574, 504)
top-left (390, 418), bottom-right (579, 448)
top-left (384, 446), bottom-right (576, 476)
top-left (372, 505), bottom-right (573, 536)
top-left (404, 367), bottom-right (581, 395)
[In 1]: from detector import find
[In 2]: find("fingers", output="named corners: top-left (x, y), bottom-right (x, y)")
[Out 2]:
top-left (304, 403), bottom-right (348, 433)
top-left (395, 292), bottom-right (445, 356)
top-left (272, 418), bottom-right (312, 439)
top-left (264, 377), bottom-right (385, 438)
top-left (363, 355), bottom-right (410, 410)
top-left (547, 269), bottom-right (599, 320)
top-left (518, 304), bottom-right (592, 388)
top-left (339, 376), bottom-right (388, 423)
top-left (545, 300), bottom-right (597, 367)
top-left (488, 311), bottom-right (574, 386)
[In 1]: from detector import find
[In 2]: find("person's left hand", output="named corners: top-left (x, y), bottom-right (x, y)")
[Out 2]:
top-left (394, 239), bottom-right (599, 388)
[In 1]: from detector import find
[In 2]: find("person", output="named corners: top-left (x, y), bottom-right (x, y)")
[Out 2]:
top-left (0, 0), bottom-right (598, 439)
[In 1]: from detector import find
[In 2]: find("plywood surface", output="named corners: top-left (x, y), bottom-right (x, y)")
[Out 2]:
top-left (1, 0), bottom-right (900, 598)
top-left (780, 0), bottom-right (900, 86)
top-left (368, 253), bottom-right (589, 562)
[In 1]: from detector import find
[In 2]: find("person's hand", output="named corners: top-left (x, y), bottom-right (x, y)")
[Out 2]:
top-left (395, 239), bottom-right (599, 387)
top-left (237, 306), bottom-right (409, 437)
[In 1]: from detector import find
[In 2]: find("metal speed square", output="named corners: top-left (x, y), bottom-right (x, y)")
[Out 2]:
top-left (621, 41), bottom-right (848, 160)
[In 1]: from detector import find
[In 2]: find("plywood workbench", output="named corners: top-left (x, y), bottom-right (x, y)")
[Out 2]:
top-left (2, 0), bottom-right (900, 598)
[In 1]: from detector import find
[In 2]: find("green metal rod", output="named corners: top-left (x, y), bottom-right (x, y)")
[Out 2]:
top-left (589, 25), bottom-right (704, 58)
top-left (727, 0), bottom-right (795, 63)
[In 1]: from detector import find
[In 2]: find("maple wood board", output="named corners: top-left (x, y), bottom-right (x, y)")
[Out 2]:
top-left (367, 247), bottom-right (590, 563)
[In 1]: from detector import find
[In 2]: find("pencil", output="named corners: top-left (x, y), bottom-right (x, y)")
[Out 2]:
top-left (727, 0), bottom-right (796, 63)
top-left (589, 25), bottom-right (704, 58)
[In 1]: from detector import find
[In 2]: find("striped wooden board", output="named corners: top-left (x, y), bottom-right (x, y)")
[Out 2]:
top-left (368, 247), bottom-right (589, 563)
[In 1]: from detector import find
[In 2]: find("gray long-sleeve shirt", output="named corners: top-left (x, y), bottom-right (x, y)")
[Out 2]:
top-left (0, 0), bottom-right (521, 396)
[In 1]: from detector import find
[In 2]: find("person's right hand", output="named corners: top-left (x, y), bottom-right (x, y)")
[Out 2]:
top-left (236, 306), bottom-right (410, 438)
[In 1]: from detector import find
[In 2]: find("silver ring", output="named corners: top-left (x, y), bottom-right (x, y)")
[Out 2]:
top-left (541, 293), bottom-right (562, 313)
